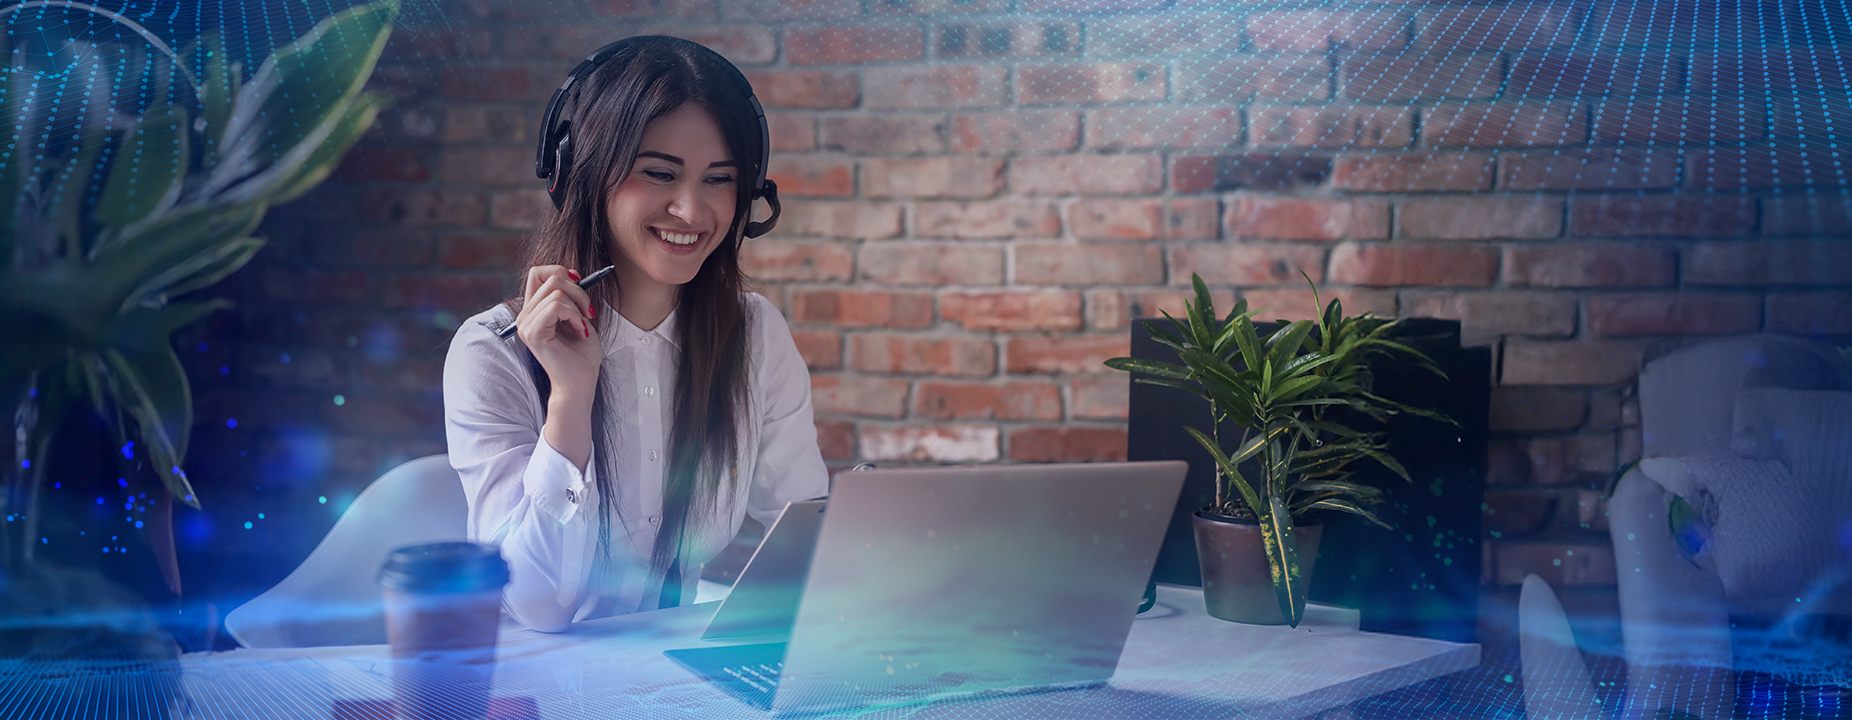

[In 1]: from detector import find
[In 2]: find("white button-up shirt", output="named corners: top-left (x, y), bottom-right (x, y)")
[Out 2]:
top-left (443, 292), bottom-right (828, 632)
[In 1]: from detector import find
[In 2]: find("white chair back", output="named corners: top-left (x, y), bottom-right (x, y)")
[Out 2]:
top-left (223, 454), bottom-right (468, 648)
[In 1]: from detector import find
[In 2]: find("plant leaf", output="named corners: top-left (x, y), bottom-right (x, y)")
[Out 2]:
top-left (1306, 498), bottom-right (1394, 530)
top-left (156, 237), bottom-right (265, 301)
top-left (97, 103), bottom-right (188, 229)
top-left (1185, 425), bottom-right (1263, 515)
top-left (1187, 274), bottom-right (1215, 349)
top-left (1104, 356), bottom-right (1191, 379)
top-left (1261, 496), bottom-right (1306, 627)
top-left (265, 92), bottom-right (387, 205)
top-left (1264, 319), bottom-right (1316, 371)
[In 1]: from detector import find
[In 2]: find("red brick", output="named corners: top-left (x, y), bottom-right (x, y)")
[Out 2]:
top-left (440, 66), bottom-right (543, 102)
top-left (1487, 438), bottom-right (1533, 485)
top-left (581, 0), bottom-right (719, 19)
top-left (1587, 293), bottom-right (1762, 336)
top-left (1771, 96), bottom-right (1852, 141)
top-left (941, 290), bottom-right (1084, 331)
top-left (1402, 291), bottom-right (1578, 338)
top-left (1224, 198), bottom-right (1390, 241)
top-left (359, 353), bottom-right (448, 395)
top-left (1482, 489), bottom-right (1560, 536)
top-left (1022, 0), bottom-right (1164, 10)
top-left (1692, 48), bottom-right (1851, 95)
top-left (1088, 288), bottom-right (1241, 329)
top-left (741, 70), bottom-right (860, 108)
top-left (1006, 335), bottom-right (1129, 375)
top-left (1422, 102), bottom-right (1588, 147)
top-left (238, 346), bottom-right (349, 390)
top-left (739, 241), bottom-right (855, 282)
top-left (1070, 375), bottom-right (1130, 419)
top-left (1010, 154), bottom-right (1164, 195)
top-left (916, 381), bottom-right (1063, 420)
top-left (1763, 196), bottom-right (1852, 236)
top-left (1248, 104), bottom-right (1414, 149)
top-left (1687, 147), bottom-right (1843, 191)
top-left (786, 24), bottom-right (925, 65)
top-left (791, 289), bottom-right (934, 328)
top-left (1492, 542), bottom-right (1616, 586)
top-left (488, 190), bottom-right (552, 230)
top-left (1174, 55), bottom-right (1331, 102)
top-left (1329, 244), bottom-right (1498, 287)
top-left (858, 244), bottom-right (1005, 286)
top-left (1171, 152), bottom-right (1332, 192)
top-left (1241, 287), bottom-right (1397, 322)
top-left (766, 155), bottom-right (854, 197)
top-left (324, 394), bottom-right (446, 437)
top-left (1013, 244), bottom-right (1164, 285)
top-left (638, 25), bottom-right (779, 63)
top-left (1017, 63), bottom-right (1166, 105)
top-left (860, 425), bottom-right (999, 463)
top-left (1088, 14), bottom-right (1246, 56)
top-left (1008, 427), bottom-right (1128, 462)
top-left (434, 146), bottom-right (531, 186)
top-left (1507, 53), bottom-right (1680, 99)
top-left (1170, 244), bottom-right (1327, 286)
top-left (335, 147), bottom-right (430, 182)
top-left (1246, 9), bottom-right (1412, 52)
top-left (914, 201), bottom-right (1061, 239)
top-left (864, 65), bottom-right (1008, 109)
top-left (499, 24), bottom-right (629, 61)
top-left (442, 105), bottom-right (532, 143)
top-left (1504, 244), bottom-right (1675, 287)
top-left (1065, 197), bottom-right (1218, 241)
top-left (437, 233), bottom-right (523, 269)
top-left (1489, 387), bottom-right (1588, 432)
top-left (934, 20), bottom-right (1084, 58)
top-left (1570, 196), bottom-right (1756, 237)
top-left (1398, 197), bottom-right (1564, 240)
top-left (851, 335), bottom-right (997, 376)
top-left (862, 157), bottom-right (1004, 198)
top-left (1339, 52), bottom-right (1503, 101)
top-left (872, 0), bottom-right (1008, 13)
top-left (1501, 340), bottom-right (1646, 385)
top-left (1768, 292), bottom-right (1852, 334)
top-left (820, 115), bottom-right (946, 154)
top-left (380, 274), bottom-right (503, 310)
top-left (1685, 241), bottom-right (1852, 285)
top-left (1498, 149), bottom-right (1677, 190)
top-left (386, 24), bottom-right (492, 60)
top-left (1584, 0), bottom-right (1715, 47)
top-left (791, 330), bottom-right (843, 370)
top-left (303, 228), bottom-right (436, 268)
top-left (1331, 151), bottom-right (1494, 191)
top-left (725, 0), bottom-right (856, 19)
top-left (1416, 4), bottom-right (1580, 50)
top-left (778, 201), bottom-right (904, 239)
top-left (952, 110), bottom-right (1080, 153)
top-left (815, 420), bottom-right (855, 460)
top-left (1592, 98), bottom-right (1766, 144)
top-left (1085, 106), bottom-right (1240, 150)
top-left (768, 112), bottom-right (817, 152)
top-left (359, 190), bottom-right (490, 227)
top-left (810, 375), bottom-right (909, 418)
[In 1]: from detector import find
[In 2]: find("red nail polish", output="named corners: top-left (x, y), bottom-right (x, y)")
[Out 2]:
top-left (568, 269), bottom-right (580, 281)
top-left (589, 306), bottom-right (596, 318)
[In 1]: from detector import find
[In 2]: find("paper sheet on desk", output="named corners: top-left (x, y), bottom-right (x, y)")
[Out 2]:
top-left (182, 649), bottom-right (396, 716)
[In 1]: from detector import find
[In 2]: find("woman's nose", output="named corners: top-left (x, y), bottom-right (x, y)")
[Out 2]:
top-left (666, 182), bottom-right (702, 222)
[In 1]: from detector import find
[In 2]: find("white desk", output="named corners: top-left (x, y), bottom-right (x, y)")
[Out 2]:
top-left (177, 585), bottom-right (1478, 719)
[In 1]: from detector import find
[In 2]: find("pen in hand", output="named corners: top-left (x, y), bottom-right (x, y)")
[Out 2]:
top-left (498, 265), bottom-right (615, 339)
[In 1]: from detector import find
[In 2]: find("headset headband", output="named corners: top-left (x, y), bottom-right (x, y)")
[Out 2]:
top-left (534, 36), bottom-right (776, 234)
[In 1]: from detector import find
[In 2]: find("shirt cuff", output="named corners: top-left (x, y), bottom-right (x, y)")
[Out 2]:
top-left (524, 436), bottom-right (594, 524)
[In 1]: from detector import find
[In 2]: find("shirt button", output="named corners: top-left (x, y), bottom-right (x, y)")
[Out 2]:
top-left (649, 516), bottom-right (661, 525)
top-left (645, 386), bottom-right (655, 396)
top-left (649, 450), bottom-right (659, 461)
top-left (641, 336), bottom-right (652, 345)
top-left (565, 488), bottom-right (578, 504)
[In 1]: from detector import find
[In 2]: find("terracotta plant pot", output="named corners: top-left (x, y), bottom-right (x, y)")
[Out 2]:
top-left (1192, 509), bottom-right (1322, 625)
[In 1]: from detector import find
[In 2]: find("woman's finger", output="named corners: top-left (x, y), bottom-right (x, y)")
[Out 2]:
top-left (532, 274), bottom-right (596, 321)
top-left (538, 288), bottom-right (594, 339)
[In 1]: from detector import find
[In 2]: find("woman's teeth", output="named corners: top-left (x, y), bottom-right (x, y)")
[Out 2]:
top-left (657, 230), bottom-right (699, 246)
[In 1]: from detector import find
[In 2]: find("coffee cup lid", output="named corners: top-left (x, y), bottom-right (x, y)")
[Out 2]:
top-left (378, 541), bottom-right (510, 593)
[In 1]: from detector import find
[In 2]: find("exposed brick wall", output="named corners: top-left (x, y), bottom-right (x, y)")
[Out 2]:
top-left (191, 0), bottom-right (1852, 597)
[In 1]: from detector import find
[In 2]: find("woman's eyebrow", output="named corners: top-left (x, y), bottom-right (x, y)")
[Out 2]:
top-left (637, 150), bottom-right (737, 169)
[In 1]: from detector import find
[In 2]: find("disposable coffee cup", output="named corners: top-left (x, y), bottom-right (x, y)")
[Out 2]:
top-left (379, 541), bottom-right (510, 720)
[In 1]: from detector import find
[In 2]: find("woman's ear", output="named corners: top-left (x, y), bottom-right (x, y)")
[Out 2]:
top-left (743, 179), bottom-right (780, 238)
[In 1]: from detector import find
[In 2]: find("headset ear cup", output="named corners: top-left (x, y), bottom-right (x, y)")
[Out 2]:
top-left (743, 179), bottom-right (780, 239)
top-left (547, 124), bottom-right (574, 210)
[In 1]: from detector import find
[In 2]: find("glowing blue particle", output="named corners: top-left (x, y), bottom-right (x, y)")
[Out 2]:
top-left (319, 496), bottom-right (327, 504)
top-left (27, 388), bottom-right (35, 398)
top-left (120, 441), bottom-right (135, 459)
top-left (220, 366), bottom-right (230, 375)
top-left (53, 483), bottom-right (59, 489)
top-left (95, 497), bottom-right (105, 505)
top-left (40, 538), bottom-right (46, 544)
top-left (244, 522), bottom-right (253, 529)
top-left (280, 353), bottom-right (291, 364)
top-left (117, 478), bottom-right (128, 487)
top-left (226, 418), bottom-right (238, 429)
top-left (197, 342), bottom-right (208, 352)
top-left (257, 513), bottom-right (264, 519)
top-left (135, 521), bottom-right (143, 529)
top-left (17, 460), bottom-right (26, 469)
top-left (334, 395), bottom-right (346, 406)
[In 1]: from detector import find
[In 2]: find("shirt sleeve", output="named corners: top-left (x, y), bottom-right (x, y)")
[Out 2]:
top-left (744, 294), bottom-right (831, 529)
top-left (443, 316), bottom-right (595, 633)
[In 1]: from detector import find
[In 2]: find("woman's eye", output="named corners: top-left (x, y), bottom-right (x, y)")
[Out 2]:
top-left (706, 175), bottom-right (735, 186)
top-left (642, 170), bottom-right (674, 182)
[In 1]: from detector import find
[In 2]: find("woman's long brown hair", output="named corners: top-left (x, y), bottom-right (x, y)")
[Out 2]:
top-left (504, 37), bottom-right (757, 602)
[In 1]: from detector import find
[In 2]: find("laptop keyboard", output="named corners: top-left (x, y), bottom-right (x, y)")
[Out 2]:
top-left (722, 660), bottom-right (784, 694)
top-left (663, 642), bottom-right (789, 710)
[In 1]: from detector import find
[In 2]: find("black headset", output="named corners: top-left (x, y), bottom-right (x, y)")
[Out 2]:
top-left (534, 36), bottom-right (780, 238)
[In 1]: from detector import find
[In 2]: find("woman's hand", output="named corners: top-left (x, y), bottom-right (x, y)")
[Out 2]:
top-left (516, 265), bottom-right (603, 398)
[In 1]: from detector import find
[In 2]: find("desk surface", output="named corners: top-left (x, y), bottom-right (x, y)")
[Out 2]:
top-left (176, 585), bottom-right (1477, 719)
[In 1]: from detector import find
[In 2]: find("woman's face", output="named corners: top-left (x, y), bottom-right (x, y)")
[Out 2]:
top-left (603, 103), bottom-right (739, 292)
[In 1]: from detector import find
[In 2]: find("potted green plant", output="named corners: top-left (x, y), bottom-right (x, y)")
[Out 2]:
top-left (0, 0), bottom-right (397, 708)
top-left (1106, 274), bottom-right (1450, 627)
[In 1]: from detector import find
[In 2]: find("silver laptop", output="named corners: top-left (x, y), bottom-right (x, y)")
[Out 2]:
top-left (665, 460), bottom-right (1187, 716)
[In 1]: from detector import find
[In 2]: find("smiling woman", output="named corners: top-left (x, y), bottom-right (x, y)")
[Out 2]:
top-left (440, 36), bottom-right (824, 633)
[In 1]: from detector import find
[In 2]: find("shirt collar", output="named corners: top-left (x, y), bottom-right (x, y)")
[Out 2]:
top-left (598, 300), bottom-right (682, 353)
